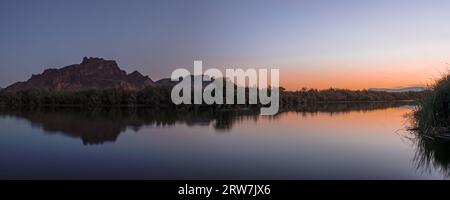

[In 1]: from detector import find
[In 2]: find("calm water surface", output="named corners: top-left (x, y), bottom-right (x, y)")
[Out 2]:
top-left (0, 103), bottom-right (447, 179)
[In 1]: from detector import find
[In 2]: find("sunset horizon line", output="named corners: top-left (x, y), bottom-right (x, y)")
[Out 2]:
top-left (0, 56), bottom-right (437, 92)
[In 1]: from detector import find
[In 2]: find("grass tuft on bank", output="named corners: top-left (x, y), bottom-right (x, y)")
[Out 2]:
top-left (413, 73), bottom-right (450, 137)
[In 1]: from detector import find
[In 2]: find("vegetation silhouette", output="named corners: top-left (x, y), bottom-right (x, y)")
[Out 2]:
top-left (410, 73), bottom-right (450, 139)
top-left (405, 72), bottom-right (450, 178)
top-left (0, 86), bottom-right (422, 109)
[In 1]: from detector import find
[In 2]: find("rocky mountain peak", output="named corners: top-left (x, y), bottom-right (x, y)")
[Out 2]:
top-left (81, 56), bottom-right (106, 64)
top-left (5, 57), bottom-right (156, 92)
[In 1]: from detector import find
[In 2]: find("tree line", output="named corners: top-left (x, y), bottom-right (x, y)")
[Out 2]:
top-left (281, 87), bottom-right (422, 106)
top-left (0, 86), bottom-right (424, 108)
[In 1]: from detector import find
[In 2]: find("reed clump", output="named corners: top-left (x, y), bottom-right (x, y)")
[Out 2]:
top-left (413, 73), bottom-right (450, 138)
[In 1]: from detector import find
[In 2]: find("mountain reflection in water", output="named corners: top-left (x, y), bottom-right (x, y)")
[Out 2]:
top-left (3, 101), bottom-right (450, 179)
top-left (0, 101), bottom-right (414, 145)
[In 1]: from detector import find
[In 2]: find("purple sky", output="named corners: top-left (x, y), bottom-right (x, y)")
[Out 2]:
top-left (1, 0), bottom-right (449, 89)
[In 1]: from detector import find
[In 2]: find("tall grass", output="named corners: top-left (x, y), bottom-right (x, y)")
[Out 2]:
top-left (409, 74), bottom-right (450, 176)
top-left (414, 73), bottom-right (450, 136)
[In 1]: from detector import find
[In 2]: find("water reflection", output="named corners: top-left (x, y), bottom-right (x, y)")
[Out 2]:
top-left (407, 126), bottom-right (450, 178)
top-left (285, 101), bottom-right (415, 114)
top-left (0, 107), bottom-right (260, 145)
top-left (0, 101), bottom-right (414, 145)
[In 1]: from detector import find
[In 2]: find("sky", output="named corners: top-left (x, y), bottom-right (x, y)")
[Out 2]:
top-left (1, 0), bottom-right (450, 90)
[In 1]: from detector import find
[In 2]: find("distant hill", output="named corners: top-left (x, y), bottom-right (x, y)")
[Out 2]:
top-left (155, 78), bottom-right (178, 87)
top-left (368, 86), bottom-right (428, 93)
top-left (4, 57), bottom-right (156, 92)
top-left (156, 75), bottom-right (215, 88)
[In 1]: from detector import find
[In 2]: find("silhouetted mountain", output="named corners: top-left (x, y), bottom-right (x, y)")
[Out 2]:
top-left (156, 75), bottom-right (214, 87)
top-left (155, 78), bottom-right (178, 87)
top-left (368, 86), bottom-right (428, 93)
top-left (4, 57), bottom-right (155, 92)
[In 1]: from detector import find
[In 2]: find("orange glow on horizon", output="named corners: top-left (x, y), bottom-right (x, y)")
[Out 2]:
top-left (278, 62), bottom-right (446, 91)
